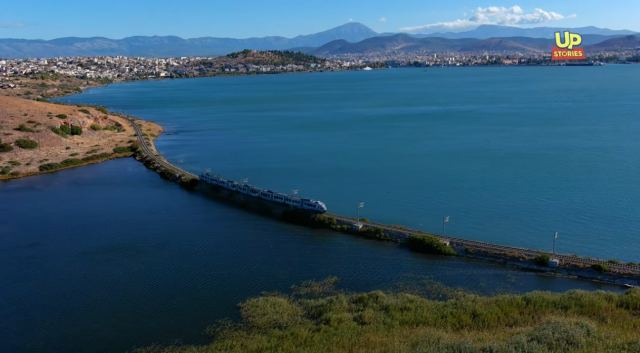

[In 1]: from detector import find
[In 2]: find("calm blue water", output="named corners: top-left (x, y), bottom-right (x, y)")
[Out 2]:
top-left (1, 160), bottom-right (615, 353)
top-left (1, 66), bottom-right (638, 353)
top-left (61, 66), bottom-right (640, 261)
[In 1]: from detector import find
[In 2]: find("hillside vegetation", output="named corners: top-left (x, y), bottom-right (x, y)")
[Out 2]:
top-left (136, 279), bottom-right (640, 353)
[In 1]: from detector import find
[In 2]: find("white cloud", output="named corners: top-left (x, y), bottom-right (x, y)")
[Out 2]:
top-left (379, 17), bottom-right (388, 23)
top-left (400, 5), bottom-right (572, 33)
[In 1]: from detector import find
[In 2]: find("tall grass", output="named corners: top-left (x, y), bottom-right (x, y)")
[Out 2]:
top-left (135, 279), bottom-right (640, 353)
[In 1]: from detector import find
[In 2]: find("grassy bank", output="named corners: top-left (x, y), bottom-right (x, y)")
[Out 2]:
top-left (136, 279), bottom-right (640, 353)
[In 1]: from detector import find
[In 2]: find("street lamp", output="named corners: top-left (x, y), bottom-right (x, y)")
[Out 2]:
top-left (442, 216), bottom-right (450, 236)
top-left (356, 202), bottom-right (365, 228)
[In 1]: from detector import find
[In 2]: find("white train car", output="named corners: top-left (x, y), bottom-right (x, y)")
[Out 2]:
top-left (199, 172), bottom-right (327, 214)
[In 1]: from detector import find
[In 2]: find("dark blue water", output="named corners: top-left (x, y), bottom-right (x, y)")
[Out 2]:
top-left (61, 66), bottom-right (640, 261)
top-left (2, 67), bottom-right (638, 353)
top-left (0, 159), bottom-right (619, 353)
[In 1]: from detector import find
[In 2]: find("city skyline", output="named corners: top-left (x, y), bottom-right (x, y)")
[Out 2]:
top-left (1, 0), bottom-right (639, 40)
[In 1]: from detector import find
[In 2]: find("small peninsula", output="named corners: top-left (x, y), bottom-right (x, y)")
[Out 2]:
top-left (0, 95), bottom-right (161, 179)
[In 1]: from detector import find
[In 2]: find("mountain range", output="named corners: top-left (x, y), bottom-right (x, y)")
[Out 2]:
top-left (0, 23), bottom-right (637, 58)
top-left (415, 24), bottom-right (636, 39)
top-left (312, 34), bottom-right (640, 56)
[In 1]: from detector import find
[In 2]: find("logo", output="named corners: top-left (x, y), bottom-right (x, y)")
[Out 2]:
top-left (552, 31), bottom-right (586, 61)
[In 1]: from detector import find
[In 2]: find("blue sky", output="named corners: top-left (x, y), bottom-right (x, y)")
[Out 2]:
top-left (1, 0), bottom-right (638, 39)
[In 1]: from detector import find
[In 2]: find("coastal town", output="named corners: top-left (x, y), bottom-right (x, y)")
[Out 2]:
top-left (2, 49), bottom-right (639, 92)
top-left (0, 52), bottom-right (357, 85)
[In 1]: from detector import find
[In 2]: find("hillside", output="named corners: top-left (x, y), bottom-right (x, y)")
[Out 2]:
top-left (0, 96), bottom-right (160, 179)
top-left (135, 279), bottom-right (640, 353)
top-left (312, 34), bottom-right (551, 56)
top-left (419, 24), bottom-right (636, 39)
top-left (0, 23), bottom-right (378, 58)
top-left (586, 35), bottom-right (640, 51)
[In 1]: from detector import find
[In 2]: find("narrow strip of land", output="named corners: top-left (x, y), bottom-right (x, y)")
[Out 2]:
top-left (129, 118), bottom-right (640, 286)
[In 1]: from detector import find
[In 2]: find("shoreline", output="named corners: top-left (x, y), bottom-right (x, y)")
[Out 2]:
top-left (2, 72), bottom-right (639, 288)
top-left (125, 118), bottom-right (640, 288)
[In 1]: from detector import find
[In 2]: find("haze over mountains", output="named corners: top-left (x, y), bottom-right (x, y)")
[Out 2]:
top-left (0, 22), bottom-right (637, 58)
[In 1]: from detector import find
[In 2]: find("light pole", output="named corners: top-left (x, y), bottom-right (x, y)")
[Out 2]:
top-left (553, 232), bottom-right (559, 255)
top-left (442, 216), bottom-right (450, 236)
top-left (356, 202), bottom-right (365, 226)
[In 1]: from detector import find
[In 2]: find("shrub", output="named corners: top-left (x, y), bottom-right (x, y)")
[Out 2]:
top-left (95, 106), bottom-right (108, 114)
top-left (134, 280), bottom-right (640, 353)
top-left (534, 254), bottom-right (551, 266)
top-left (14, 124), bottom-right (35, 132)
top-left (0, 166), bottom-right (11, 175)
top-left (15, 138), bottom-right (38, 149)
top-left (38, 158), bottom-right (84, 172)
top-left (0, 139), bottom-right (13, 152)
top-left (55, 114), bottom-right (67, 119)
top-left (82, 152), bottom-right (111, 162)
top-left (407, 234), bottom-right (457, 256)
top-left (70, 125), bottom-right (82, 135)
top-left (104, 122), bottom-right (124, 132)
top-left (51, 126), bottom-right (66, 137)
top-left (239, 296), bottom-right (305, 330)
top-left (591, 263), bottom-right (609, 273)
top-left (39, 163), bottom-right (60, 171)
top-left (90, 124), bottom-right (102, 131)
top-left (113, 146), bottom-right (135, 154)
top-left (78, 108), bottom-right (91, 114)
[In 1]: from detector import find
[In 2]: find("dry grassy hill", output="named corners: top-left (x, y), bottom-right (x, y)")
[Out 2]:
top-left (0, 95), bottom-right (161, 179)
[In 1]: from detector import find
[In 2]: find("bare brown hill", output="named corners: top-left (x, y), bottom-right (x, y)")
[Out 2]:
top-left (0, 95), bottom-right (161, 179)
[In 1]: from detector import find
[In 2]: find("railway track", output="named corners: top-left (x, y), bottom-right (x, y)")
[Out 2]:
top-left (127, 118), bottom-right (639, 277)
top-left (129, 118), bottom-right (198, 180)
top-left (330, 214), bottom-right (640, 275)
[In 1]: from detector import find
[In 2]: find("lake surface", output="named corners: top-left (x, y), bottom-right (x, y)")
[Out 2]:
top-left (2, 66), bottom-right (638, 353)
top-left (62, 66), bottom-right (640, 261)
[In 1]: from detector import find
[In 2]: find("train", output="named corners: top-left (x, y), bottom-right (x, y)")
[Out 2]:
top-left (199, 172), bottom-right (328, 214)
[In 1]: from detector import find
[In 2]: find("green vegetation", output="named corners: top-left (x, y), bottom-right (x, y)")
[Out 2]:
top-left (534, 254), bottom-right (551, 266)
top-left (0, 166), bottom-right (11, 175)
top-left (103, 122), bottom-right (125, 132)
top-left (38, 153), bottom-right (114, 172)
top-left (226, 50), bottom-right (325, 65)
top-left (55, 114), bottom-right (68, 119)
top-left (51, 126), bottom-right (66, 136)
top-left (90, 124), bottom-right (102, 131)
top-left (95, 106), bottom-right (108, 114)
top-left (14, 124), bottom-right (35, 132)
top-left (78, 108), bottom-right (91, 114)
top-left (0, 139), bottom-right (13, 152)
top-left (591, 263), bottom-right (609, 273)
top-left (40, 158), bottom-right (83, 171)
top-left (113, 145), bottom-right (137, 154)
top-left (70, 125), bottom-right (82, 135)
top-left (135, 279), bottom-right (640, 353)
top-left (51, 124), bottom-right (82, 137)
top-left (407, 234), bottom-right (457, 256)
top-left (15, 138), bottom-right (38, 149)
